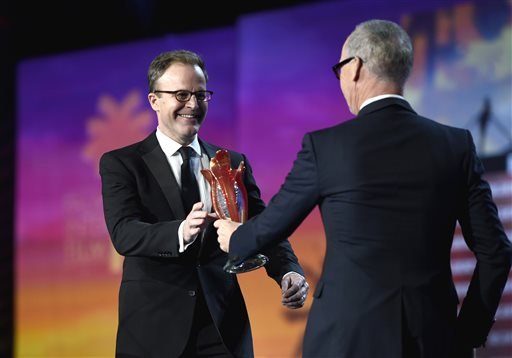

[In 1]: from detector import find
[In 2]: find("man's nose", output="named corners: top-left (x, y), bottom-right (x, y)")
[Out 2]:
top-left (185, 94), bottom-right (199, 108)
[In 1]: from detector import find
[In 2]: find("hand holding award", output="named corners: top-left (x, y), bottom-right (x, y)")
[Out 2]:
top-left (201, 149), bottom-right (268, 273)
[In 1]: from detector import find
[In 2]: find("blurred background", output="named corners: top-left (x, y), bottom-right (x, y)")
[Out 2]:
top-left (2, 0), bottom-right (511, 357)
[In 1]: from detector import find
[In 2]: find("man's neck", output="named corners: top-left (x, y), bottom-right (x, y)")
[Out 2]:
top-left (353, 79), bottom-right (402, 114)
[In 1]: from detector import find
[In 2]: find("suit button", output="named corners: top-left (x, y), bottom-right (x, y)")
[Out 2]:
top-left (188, 290), bottom-right (196, 297)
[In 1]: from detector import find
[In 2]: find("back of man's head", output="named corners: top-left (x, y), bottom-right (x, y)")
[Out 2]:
top-left (346, 19), bottom-right (413, 88)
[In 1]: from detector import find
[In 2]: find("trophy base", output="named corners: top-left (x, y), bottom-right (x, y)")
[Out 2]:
top-left (224, 254), bottom-right (269, 274)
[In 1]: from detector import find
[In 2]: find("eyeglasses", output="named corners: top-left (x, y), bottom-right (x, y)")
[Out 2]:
top-left (153, 90), bottom-right (213, 102)
top-left (332, 57), bottom-right (356, 80)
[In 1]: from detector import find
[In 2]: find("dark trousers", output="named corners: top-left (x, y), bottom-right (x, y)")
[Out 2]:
top-left (402, 313), bottom-right (421, 358)
top-left (181, 291), bottom-right (232, 358)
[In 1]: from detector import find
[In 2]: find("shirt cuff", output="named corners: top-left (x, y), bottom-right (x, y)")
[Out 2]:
top-left (178, 220), bottom-right (198, 253)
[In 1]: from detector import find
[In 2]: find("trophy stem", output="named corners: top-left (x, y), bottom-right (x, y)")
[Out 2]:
top-left (223, 254), bottom-right (269, 274)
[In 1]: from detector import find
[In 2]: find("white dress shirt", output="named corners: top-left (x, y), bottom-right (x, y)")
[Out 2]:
top-left (360, 94), bottom-right (406, 111)
top-left (156, 127), bottom-right (212, 253)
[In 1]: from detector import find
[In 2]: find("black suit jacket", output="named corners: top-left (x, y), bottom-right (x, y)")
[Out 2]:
top-left (230, 98), bottom-right (512, 357)
top-left (99, 132), bottom-right (304, 358)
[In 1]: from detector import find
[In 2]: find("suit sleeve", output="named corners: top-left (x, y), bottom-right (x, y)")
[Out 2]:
top-left (100, 152), bottom-right (182, 258)
top-left (456, 130), bottom-right (512, 347)
top-left (231, 134), bottom-right (320, 275)
top-left (240, 153), bottom-right (303, 282)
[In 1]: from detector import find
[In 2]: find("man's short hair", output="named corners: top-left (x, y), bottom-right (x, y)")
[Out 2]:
top-left (148, 50), bottom-right (208, 93)
top-left (346, 19), bottom-right (413, 87)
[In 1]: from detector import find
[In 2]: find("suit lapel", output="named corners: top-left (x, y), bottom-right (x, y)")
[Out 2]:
top-left (200, 140), bottom-right (240, 169)
top-left (199, 140), bottom-right (220, 160)
top-left (140, 132), bottom-right (186, 219)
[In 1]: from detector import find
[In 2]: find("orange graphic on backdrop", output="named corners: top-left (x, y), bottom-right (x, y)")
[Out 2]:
top-left (83, 90), bottom-right (153, 171)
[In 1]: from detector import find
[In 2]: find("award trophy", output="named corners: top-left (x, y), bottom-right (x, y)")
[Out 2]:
top-left (201, 149), bottom-right (268, 273)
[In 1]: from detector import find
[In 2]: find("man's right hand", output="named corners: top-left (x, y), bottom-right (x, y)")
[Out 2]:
top-left (183, 202), bottom-right (217, 243)
top-left (213, 219), bottom-right (241, 253)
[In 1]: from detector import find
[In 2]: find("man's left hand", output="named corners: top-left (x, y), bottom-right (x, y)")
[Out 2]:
top-left (281, 272), bottom-right (309, 309)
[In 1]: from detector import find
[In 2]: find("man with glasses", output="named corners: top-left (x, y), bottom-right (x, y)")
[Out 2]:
top-left (215, 20), bottom-right (511, 358)
top-left (100, 50), bottom-right (309, 358)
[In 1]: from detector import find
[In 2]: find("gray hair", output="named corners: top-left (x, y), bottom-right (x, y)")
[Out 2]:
top-left (346, 19), bottom-right (413, 87)
top-left (147, 50), bottom-right (208, 93)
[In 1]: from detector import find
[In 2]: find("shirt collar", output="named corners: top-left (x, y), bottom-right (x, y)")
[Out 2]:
top-left (360, 94), bottom-right (406, 111)
top-left (156, 127), bottom-right (202, 157)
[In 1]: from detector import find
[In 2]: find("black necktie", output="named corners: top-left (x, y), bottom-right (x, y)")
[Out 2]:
top-left (178, 146), bottom-right (200, 214)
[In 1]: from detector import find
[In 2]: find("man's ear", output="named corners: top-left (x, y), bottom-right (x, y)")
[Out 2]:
top-left (148, 92), bottom-right (159, 110)
top-left (351, 57), bottom-right (364, 82)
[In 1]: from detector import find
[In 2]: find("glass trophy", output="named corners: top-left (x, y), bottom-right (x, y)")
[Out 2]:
top-left (201, 149), bottom-right (268, 273)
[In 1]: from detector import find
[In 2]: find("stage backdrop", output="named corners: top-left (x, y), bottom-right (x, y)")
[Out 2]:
top-left (16, 0), bottom-right (511, 357)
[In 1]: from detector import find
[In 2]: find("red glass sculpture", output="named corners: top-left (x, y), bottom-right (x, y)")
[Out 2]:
top-left (202, 149), bottom-right (268, 273)
top-left (201, 149), bottom-right (248, 223)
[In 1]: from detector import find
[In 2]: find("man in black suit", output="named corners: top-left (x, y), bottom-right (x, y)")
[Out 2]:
top-left (100, 50), bottom-right (309, 358)
top-left (215, 20), bottom-right (512, 358)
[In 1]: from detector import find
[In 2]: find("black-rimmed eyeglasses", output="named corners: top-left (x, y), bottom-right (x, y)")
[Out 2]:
top-left (154, 90), bottom-right (214, 102)
top-left (332, 57), bottom-right (356, 80)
